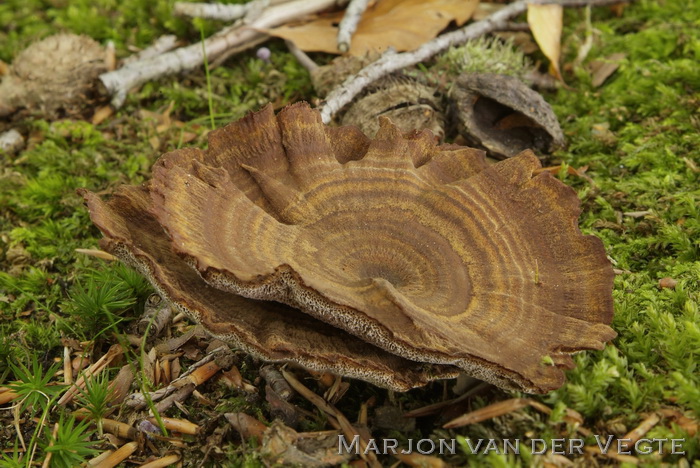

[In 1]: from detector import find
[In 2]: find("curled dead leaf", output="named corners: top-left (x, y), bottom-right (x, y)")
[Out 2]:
top-left (527, 3), bottom-right (563, 81)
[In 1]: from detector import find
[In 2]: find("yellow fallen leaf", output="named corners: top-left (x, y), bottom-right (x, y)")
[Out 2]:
top-left (527, 3), bottom-right (563, 80)
top-left (263, 0), bottom-right (480, 56)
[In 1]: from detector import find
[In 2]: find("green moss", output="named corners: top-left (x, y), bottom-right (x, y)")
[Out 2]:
top-left (540, 0), bottom-right (700, 428)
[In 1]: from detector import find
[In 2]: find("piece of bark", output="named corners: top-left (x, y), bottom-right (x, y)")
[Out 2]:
top-left (108, 364), bottom-right (135, 406)
top-left (153, 382), bottom-right (195, 414)
top-left (266, 384), bottom-right (301, 428)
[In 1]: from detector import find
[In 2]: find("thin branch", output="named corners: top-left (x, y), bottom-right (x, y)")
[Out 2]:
top-left (122, 35), bottom-right (179, 66)
top-left (337, 0), bottom-right (370, 52)
top-left (173, 0), bottom-right (295, 21)
top-left (318, 0), bottom-right (631, 123)
top-left (173, 1), bottom-right (267, 21)
top-left (285, 39), bottom-right (318, 72)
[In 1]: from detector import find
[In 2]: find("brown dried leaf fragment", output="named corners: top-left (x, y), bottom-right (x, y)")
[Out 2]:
top-left (590, 52), bottom-right (626, 87)
top-left (527, 3), bottom-right (564, 81)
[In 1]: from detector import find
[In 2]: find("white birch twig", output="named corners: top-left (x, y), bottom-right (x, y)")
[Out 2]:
top-left (122, 35), bottom-right (179, 66)
top-left (100, 0), bottom-right (348, 108)
top-left (319, 0), bottom-right (630, 124)
top-left (285, 39), bottom-right (318, 72)
top-left (173, 0), bottom-right (273, 21)
top-left (337, 0), bottom-right (370, 52)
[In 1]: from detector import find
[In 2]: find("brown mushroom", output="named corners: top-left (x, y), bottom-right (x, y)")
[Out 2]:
top-left (135, 102), bottom-right (615, 393)
top-left (450, 73), bottom-right (565, 159)
top-left (78, 185), bottom-right (459, 391)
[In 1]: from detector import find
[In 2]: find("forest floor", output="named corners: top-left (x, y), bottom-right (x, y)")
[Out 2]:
top-left (0, 0), bottom-right (698, 466)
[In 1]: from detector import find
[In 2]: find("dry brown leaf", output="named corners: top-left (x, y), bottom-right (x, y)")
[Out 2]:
top-left (264, 0), bottom-right (480, 55)
top-left (590, 52), bottom-right (626, 87)
top-left (527, 3), bottom-right (563, 80)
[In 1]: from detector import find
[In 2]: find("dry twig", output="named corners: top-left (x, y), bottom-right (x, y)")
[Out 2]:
top-left (174, 0), bottom-right (291, 21)
top-left (123, 35), bottom-right (180, 66)
top-left (443, 398), bottom-right (552, 429)
top-left (147, 416), bottom-right (200, 435)
top-left (337, 0), bottom-right (370, 52)
top-left (139, 454), bottom-right (182, 468)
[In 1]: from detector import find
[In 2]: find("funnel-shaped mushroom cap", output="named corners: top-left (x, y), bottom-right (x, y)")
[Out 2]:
top-left (148, 102), bottom-right (615, 393)
top-left (78, 185), bottom-right (459, 391)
